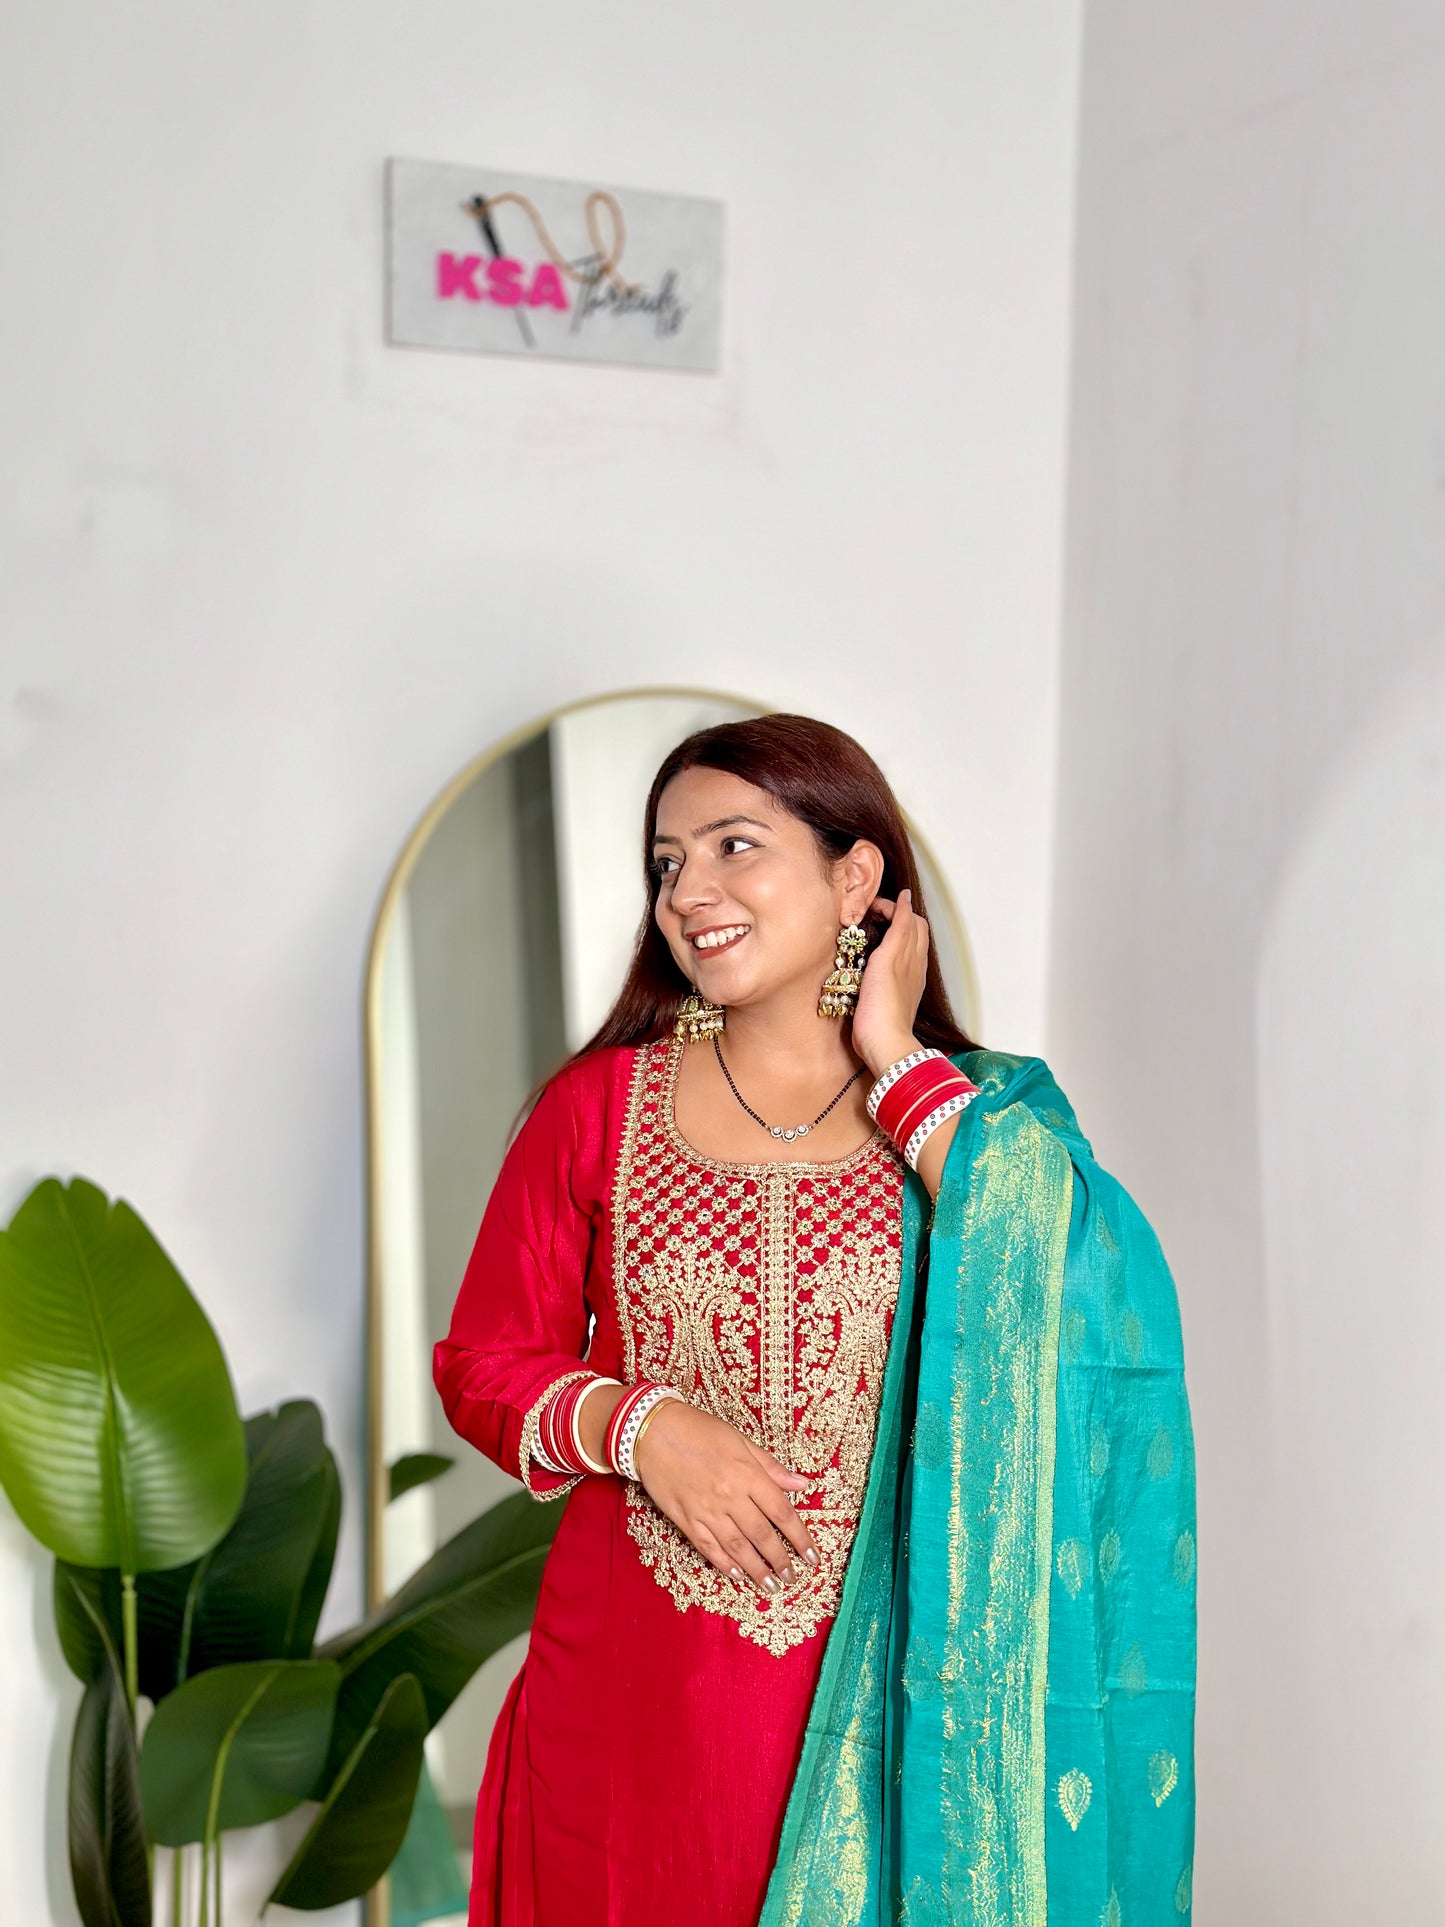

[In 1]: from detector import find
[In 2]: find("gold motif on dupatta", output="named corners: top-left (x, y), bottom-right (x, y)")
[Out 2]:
top-left (1149, 1749), bottom-right (1180, 1807)
top-left (611, 1040), bottom-right (904, 1657)
top-left (1056, 1768), bottom-right (1092, 1830)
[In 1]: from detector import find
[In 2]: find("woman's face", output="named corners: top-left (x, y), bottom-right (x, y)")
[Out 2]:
top-left (651, 766), bottom-right (879, 1011)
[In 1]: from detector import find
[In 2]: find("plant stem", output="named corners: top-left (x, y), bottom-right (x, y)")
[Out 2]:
top-left (120, 1572), bottom-right (139, 1715)
top-left (213, 1833), bottom-right (223, 1927)
top-left (199, 1839), bottom-right (210, 1927)
top-left (170, 1845), bottom-right (183, 1927)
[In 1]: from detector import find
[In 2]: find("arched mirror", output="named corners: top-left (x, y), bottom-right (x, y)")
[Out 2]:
top-left (361, 688), bottom-right (979, 1924)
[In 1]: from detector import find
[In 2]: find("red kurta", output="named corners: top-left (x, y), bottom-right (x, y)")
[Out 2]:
top-left (434, 1037), bottom-right (905, 1927)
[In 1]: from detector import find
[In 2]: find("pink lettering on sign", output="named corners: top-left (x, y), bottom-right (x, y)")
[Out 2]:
top-left (530, 263), bottom-right (567, 310)
top-left (436, 253), bottom-right (484, 300)
top-left (434, 253), bottom-right (573, 311)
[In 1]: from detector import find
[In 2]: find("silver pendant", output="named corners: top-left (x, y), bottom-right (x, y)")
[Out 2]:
top-left (769, 1122), bottom-right (810, 1141)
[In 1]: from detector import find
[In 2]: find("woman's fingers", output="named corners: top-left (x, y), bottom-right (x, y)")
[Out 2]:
top-left (748, 1442), bottom-right (813, 1491)
top-left (692, 1519), bottom-right (783, 1594)
top-left (641, 1413), bottom-right (823, 1595)
top-left (684, 1491), bottom-right (820, 1596)
top-left (731, 1494), bottom-right (811, 1585)
top-left (691, 1511), bottom-right (786, 1593)
top-left (749, 1484), bottom-right (820, 1571)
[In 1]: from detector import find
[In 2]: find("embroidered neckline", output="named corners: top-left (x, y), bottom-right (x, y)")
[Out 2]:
top-left (657, 1036), bottom-right (896, 1178)
top-left (612, 1037), bottom-right (906, 1656)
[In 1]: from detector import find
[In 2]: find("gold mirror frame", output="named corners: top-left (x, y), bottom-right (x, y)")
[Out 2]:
top-left (358, 686), bottom-right (980, 1925)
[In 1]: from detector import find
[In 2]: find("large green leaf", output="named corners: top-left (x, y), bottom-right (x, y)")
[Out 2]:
top-left (289, 1442), bottom-right (340, 1660)
top-left (54, 1562), bottom-right (124, 1688)
top-left (318, 1491), bottom-right (560, 1777)
top-left (388, 1452), bottom-right (454, 1502)
top-left (68, 1651), bottom-right (152, 1927)
top-left (56, 1555), bottom-right (198, 1704)
top-left (184, 1402), bottom-right (337, 1672)
top-left (55, 1404), bottom-right (343, 1699)
top-left (0, 1176), bottom-right (247, 1570)
top-left (267, 1673), bottom-right (427, 1911)
top-left (139, 1659), bottom-right (338, 1846)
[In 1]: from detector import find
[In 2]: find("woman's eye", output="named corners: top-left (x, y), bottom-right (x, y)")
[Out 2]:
top-left (651, 855), bottom-right (680, 878)
top-left (720, 837), bottom-right (757, 857)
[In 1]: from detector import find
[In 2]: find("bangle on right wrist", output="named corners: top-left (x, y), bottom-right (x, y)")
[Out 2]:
top-left (606, 1381), bottom-right (686, 1480)
top-left (867, 1053), bottom-right (981, 1168)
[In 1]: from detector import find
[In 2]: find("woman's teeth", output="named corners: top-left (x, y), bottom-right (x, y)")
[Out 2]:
top-left (691, 925), bottom-right (750, 951)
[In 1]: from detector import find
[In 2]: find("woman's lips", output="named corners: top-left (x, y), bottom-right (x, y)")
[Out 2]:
top-left (687, 923), bottom-right (751, 955)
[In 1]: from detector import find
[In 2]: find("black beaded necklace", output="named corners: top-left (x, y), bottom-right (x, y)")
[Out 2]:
top-left (711, 1034), bottom-right (864, 1144)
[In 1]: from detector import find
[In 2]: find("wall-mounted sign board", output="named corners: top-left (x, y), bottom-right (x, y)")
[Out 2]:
top-left (386, 158), bottom-right (724, 373)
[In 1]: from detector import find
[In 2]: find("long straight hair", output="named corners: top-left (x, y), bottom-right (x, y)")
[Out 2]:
top-left (567, 712), bottom-right (980, 1067)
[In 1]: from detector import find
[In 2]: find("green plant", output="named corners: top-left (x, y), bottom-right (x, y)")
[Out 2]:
top-left (0, 1176), bottom-right (562, 1925)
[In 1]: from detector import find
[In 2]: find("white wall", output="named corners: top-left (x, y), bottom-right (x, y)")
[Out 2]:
top-left (1052, 5), bottom-right (1445, 1918)
top-left (0, 2), bottom-right (1081, 1917)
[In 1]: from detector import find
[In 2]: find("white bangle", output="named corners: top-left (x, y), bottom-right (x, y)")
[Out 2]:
top-left (866, 1047), bottom-right (946, 1121)
top-left (530, 1435), bottom-right (573, 1475)
top-left (903, 1089), bottom-right (980, 1171)
top-left (615, 1384), bottom-right (685, 1480)
top-left (570, 1374), bottom-right (623, 1475)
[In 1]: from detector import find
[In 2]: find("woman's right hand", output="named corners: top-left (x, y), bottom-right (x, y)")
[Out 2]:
top-left (631, 1400), bottom-right (822, 1594)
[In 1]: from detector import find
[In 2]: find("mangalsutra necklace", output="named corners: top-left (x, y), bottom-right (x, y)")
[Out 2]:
top-left (712, 1034), bottom-right (864, 1143)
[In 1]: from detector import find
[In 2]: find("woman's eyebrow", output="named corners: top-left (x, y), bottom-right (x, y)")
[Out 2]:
top-left (652, 815), bottom-right (771, 847)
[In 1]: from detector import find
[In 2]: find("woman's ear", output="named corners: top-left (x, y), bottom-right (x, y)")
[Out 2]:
top-left (839, 839), bottom-right (885, 920)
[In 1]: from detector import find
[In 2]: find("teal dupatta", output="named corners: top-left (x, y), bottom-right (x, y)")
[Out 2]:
top-left (759, 1051), bottom-right (1197, 1926)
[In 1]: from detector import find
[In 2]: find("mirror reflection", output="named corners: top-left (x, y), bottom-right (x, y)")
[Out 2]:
top-left (364, 690), bottom-right (977, 1899)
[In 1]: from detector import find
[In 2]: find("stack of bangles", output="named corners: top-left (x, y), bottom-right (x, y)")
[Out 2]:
top-left (531, 1374), bottom-right (686, 1480)
top-left (867, 1047), bottom-right (981, 1171)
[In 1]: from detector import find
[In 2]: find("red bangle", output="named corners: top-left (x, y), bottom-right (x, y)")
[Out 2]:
top-left (876, 1063), bottom-right (965, 1144)
top-left (888, 1075), bottom-right (977, 1149)
top-left (875, 1061), bottom-right (979, 1157)
top-left (877, 1072), bottom-right (963, 1145)
top-left (537, 1376), bottom-right (595, 1475)
top-left (604, 1381), bottom-right (664, 1473)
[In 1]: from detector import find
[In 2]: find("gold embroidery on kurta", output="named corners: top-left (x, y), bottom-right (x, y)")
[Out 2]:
top-left (610, 1039), bottom-right (904, 1657)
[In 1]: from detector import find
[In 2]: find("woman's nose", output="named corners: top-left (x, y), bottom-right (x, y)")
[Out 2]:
top-left (670, 859), bottom-right (719, 912)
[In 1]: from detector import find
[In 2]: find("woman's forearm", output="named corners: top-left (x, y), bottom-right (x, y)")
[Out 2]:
top-left (913, 1112), bottom-right (961, 1200)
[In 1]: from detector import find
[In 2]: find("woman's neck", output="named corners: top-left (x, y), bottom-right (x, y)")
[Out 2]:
top-left (714, 994), bottom-right (863, 1084)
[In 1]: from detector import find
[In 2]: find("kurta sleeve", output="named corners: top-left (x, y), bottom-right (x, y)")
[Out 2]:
top-left (433, 1062), bottom-right (607, 1502)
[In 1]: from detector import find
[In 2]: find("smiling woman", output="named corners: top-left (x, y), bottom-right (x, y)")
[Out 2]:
top-left (431, 713), bottom-right (1196, 1927)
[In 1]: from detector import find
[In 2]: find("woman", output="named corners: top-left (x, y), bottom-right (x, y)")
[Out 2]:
top-left (434, 714), bottom-right (1196, 1927)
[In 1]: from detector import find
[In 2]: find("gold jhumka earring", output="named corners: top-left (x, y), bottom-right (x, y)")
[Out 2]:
top-left (818, 922), bottom-right (868, 1018)
top-left (674, 991), bottom-right (725, 1044)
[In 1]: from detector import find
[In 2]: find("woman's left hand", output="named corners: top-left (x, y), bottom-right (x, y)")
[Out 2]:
top-left (850, 888), bottom-right (929, 1079)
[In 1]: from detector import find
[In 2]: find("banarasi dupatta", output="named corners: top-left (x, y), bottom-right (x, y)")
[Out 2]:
top-left (758, 1051), bottom-right (1197, 1927)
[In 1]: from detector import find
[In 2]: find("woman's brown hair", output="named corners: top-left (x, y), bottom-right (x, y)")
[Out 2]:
top-left (568, 712), bottom-right (979, 1065)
